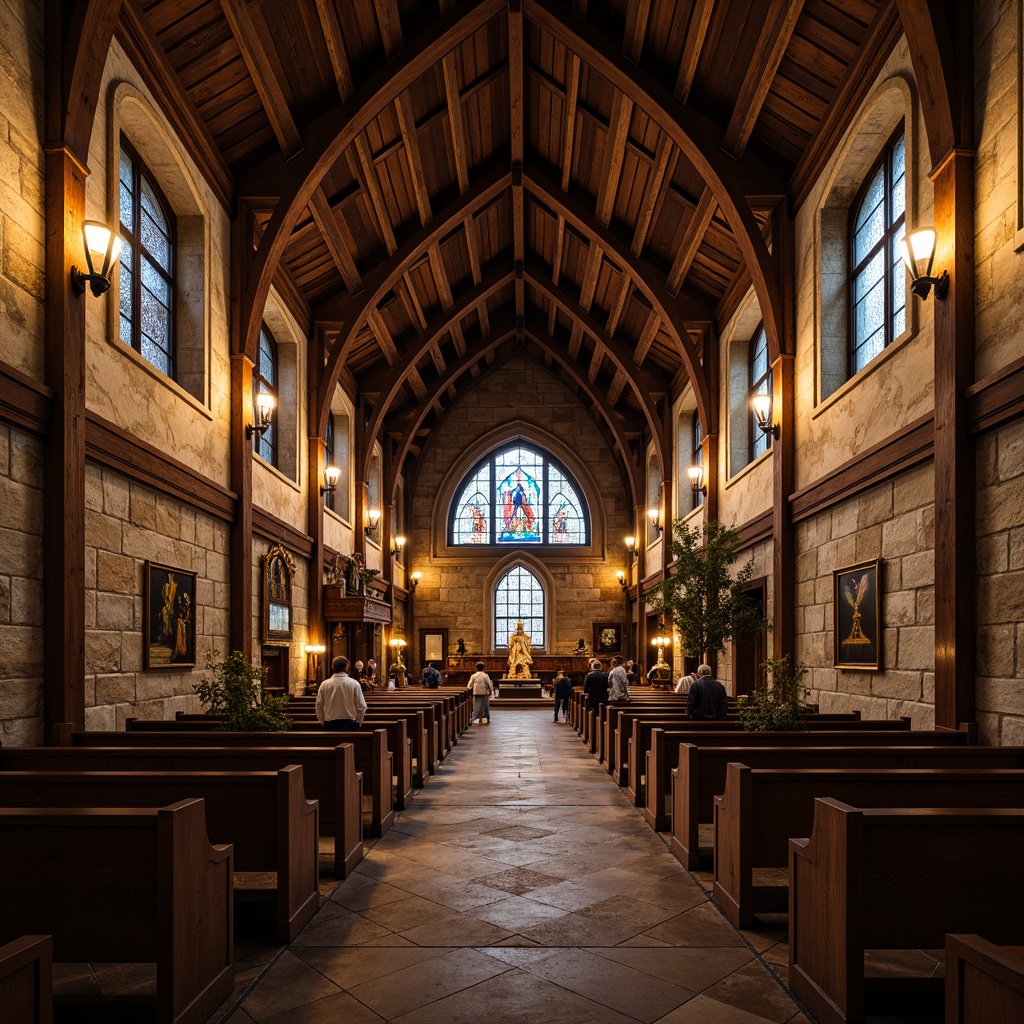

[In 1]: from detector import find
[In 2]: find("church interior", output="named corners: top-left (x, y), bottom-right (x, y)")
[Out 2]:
top-left (2, 0), bottom-right (1024, 1022)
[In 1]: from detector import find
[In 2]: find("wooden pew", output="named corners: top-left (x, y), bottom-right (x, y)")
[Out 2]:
top-left (670, 738), bottom-right (1012, 868)
top-left (653, 725), bottom-right (970, 834)
top-left (715, 762), bottom-right (1024, 927)
top-left (0, 766), bottom-right (319, 942)
top-left (0, 799), bottom-right (234, 1024)
top-left (0, 935), bottom-right (51, 1024)
top-left (789, 799), bottom-right (1024, 1024)
top-left (3, 742), bottom-right (366, 873)
top-left (945, 935), bottom-right (1024, 1024)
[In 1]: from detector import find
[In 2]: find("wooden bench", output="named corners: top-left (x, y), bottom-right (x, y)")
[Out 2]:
top-left (659, 727), bottom-right (971, 841)
top-left (0, 766), bottom-right (319, 942)
top-left (0, 935), bottom-right (51, 1024)
top-left (715, 761), bottom-right (1024, 927)
top-left (4, 741), bottom-right (366, 874)
top-left (0, 799), bottom-right (234, 1024)
top-left (789, 799), bottom-right (1024, 1024)
top-left (670, 738), bottom-right (1006, 867)
top-left (945, 934), bottom-right (1024, 1024)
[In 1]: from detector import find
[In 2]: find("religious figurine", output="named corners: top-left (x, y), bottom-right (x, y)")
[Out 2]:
top-left (507, 620), bottom-right (533, 679)
top-left (456, 637), bottom-right (466, 656)
top-left (647, 653), bottom-right (673, 688)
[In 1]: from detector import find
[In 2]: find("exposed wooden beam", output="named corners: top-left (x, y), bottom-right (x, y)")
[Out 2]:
top-left (606, 277), bottom-right (632, 336)
top-left (666, 188), bottom-right (717, 294)
top-left (608, 368), bottom-right (627, 405)
top-left (674, 0), bottom-right (716, 104)
top-left (597, 91), bottom-right (633, 225)
top-left (399, 274), bottom-right (428, 332)
top-left (632, 135), bottom-right (676, 255)
top-left (633, 307), bottom-right (660, 366)
top-left (373, 0), bottom-right (403, 58)
top-left (315, 0), bottom-right (355, 101)
top-left (623, 0), bottom-right (651, 64)
top-left (510, 0), bottom-right (525, 323)
top-left (442, 52), bottom-right (470, 192)
top-left (396, 92), bottom-right (433, 224)
top-left (308, 188), bottom-right (363, 295)
top-left (350, 135), bottom-right (398, 255)
top-left (561, 55), bottom-right (581, 191)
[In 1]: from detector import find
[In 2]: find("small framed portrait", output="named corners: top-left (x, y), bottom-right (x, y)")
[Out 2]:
top-left (144, 561), bottom-right (197, 669)
top-left (262, 543), bottom-right (295, 642)
top-left (593, 622), bottom-right (622, 655)
top-left (833, 559), bottom-right (881, 670)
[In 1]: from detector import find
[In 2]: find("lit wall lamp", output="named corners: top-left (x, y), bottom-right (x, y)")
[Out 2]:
top-left (391, 535), bottom-right (406, 558)
top-left (688, 463), bottom-right (707, 496)
top-left (71, 221), bottom-right (122, 297)
top-left (303, 642), bottom-right (326, 685)
top-left (751, 392), bottom-right (778, 441)
top-left (365, 507), bottom-right (381, 536)
top-left (246, 390), bottom-right (276, 439)
top-left (900, 227), bottom-right (948, 300)
top-left (625, 536), bottom-right (637, 561)
top-left (648, 507), bottom-right (663, 535)
top-left (410, 571), bottom-right (422, 588)
top-left (320, 465), bottom-right (340, 497)
top-left (651, 633), bottom-right (672, 655)
top-left (615, 569), bottom-right (627, 590)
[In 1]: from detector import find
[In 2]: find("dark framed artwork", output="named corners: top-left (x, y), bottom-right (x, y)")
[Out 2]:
top-left (262, 543), bottom-right (295, 643)
top-left (833, 558), bottom-right (881, 670)
top-left (593, 622), bottom-right (622, 655)
top-left (144, 561), bottom-right (197, 669)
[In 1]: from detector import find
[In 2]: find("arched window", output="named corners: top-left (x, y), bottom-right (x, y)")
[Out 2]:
top-left (691, 411), bottom-right (704, 511)
top-left (450, 443), bottom-right (589, 546)
top-left (850, 130), bottom-right (906, 375)
top-left (494, 565), bottom-right (545, 648)
top-left (119, 139), bottom-right (175, 377)
top-left (749, 325), bottom-right (772, 461)
top-left (253, 325), bottom-right (278, 465)
top-left (323, 415), bottom-right (335, 511)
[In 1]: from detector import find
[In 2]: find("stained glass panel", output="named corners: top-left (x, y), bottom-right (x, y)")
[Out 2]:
top-left (496, 447), bottom-right (543, 543)
top-left (494, 566), bottom-right (545, 648)
top-left (453, 465), bottom-right (491, 543)
top-left (547, 466), bottom-right (584, 543)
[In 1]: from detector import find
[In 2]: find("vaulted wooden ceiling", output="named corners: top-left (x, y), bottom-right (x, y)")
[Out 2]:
top-left (123, 0), bottom-right (894, 487)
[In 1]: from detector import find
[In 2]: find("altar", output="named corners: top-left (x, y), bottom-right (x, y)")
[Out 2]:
top-left (497, 678), bottom-right (543, 699)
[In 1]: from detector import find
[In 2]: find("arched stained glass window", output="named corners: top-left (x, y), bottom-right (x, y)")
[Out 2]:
top-left (494, 565), bottom-right (545, 648)
top-left (450, 443), bottom-right (589, 546)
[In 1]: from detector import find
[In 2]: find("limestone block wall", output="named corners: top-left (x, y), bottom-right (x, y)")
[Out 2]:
top-left (976, 421), bottom-right (1024, 745)
top-left (794, 462), bottom-right (935, 725)
top-left (0, 423), bottom-right (44, 745)
top-left (83, 462), bottom-right (230, 729)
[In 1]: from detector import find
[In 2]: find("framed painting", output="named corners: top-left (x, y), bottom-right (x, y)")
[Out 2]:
top-left (593, 622), bottom-right (622, 655)
top-left (833, 558), bottom-right (881, 670)
top-left (262, 543), bottom-right (295, 643)
top-left (144, 561), bottom-right (197, 669)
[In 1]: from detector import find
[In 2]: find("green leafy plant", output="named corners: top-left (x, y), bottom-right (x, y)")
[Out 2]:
top-left (735, 655), bottom-right (809, 731)
top-left (644, 519), bottom-right (770, 661)
top-left (193, 649), bottom-right (292, 732)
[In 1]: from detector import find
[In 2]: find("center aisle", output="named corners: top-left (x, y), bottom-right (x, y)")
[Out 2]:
top-left (227, 708), bottom-right (810, 1024)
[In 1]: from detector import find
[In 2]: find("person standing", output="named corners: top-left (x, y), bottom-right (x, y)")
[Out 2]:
top-left (552, 669), bottom-right (572, 723)
top-left (686, 664), bottom-right (728, 720)
top-left (625, 660), bottom-right (639, 689)
top-left (582, 659), bottom-right (609, 714)
top-left (316, 656), bottom-right (367, 730)
top-left (421, 661), bottom-right (441, 688)
top-left (607, 656), bottom-right (630, 703)
top-left (467, 661), bottom-right (494, 725)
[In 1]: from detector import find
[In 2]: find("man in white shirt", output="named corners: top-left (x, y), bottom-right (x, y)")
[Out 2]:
top-left (316, 656), bottom-right (367, 730)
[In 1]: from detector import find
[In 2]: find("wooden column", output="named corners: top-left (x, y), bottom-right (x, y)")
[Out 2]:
top-left (228, 352), bottom-right (254, 658)
top-left (771, 353), bottom-right (795, 661)
top-left (306, 329), bottom-right (327, 654)
top-left (42, 146), bottom-right (88, 738)
top-left (702, 325), bottom-right (720, 525)
top-left (932, 148), bottom-right (975, 730)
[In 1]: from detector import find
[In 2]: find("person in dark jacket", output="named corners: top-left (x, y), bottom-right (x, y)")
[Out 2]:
top-left (582, 659), bottom-right (609, 713)
top-left (421, 662), bottom-right (441, 688)
top-left (552, 669), bottom-right (572, 723)
top-left (686, 664), bottom-right (728, 720)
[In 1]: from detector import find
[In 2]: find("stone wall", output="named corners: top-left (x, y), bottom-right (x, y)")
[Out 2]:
top-left (976, 421), bottom-right (1024, 744)
top-left (0, 422), bottom-right (44, 745)
top-left (84, 463), bottom-right (230, 729)
top-left (794, 462), bottom-right (935, 725)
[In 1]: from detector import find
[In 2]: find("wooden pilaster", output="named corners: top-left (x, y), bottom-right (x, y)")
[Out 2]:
top-left (229, 352), bottom-right (255, 658)
top-left (771, 352), bottom-right (795, 661)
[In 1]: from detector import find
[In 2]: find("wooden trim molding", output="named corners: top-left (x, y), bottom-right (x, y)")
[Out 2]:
top-left (252, 507), bottom-right (314, 560)
top-left (734, 509), bottom-right (773, 549)
top-left (967, 354), bottom-right (1024, 435)
top-left (85, 411), bottom-right (236, 521)
top-left (789, 413), bottom-right (935, 523)
top-left (0, 361), bottom-right (53, 436)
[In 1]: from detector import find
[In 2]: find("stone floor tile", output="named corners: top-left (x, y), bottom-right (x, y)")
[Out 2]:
top-left (468, 893), bottom-right (571, 930)
top-left (654, 992), bottom-right (788, 1024)
top-left (239, 951), bottom-right (342, 1021)
top-left (643, 903), bottom-right (749, 948)
top-left (703, 961), bottom-right (802, 1023)
top-left (260, 991), bottom-right (387, 1024)
top-left (400, 913), bottom-right (516, 947)
top-left (594, 946), bottom-right (755, 992)
top-left (291, 945), bottom-right (449, 989)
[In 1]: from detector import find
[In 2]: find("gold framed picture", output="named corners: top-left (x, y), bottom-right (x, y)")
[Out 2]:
top-left (833, 558), bottom-right (881, 670)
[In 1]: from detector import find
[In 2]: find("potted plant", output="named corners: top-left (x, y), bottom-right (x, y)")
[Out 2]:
top-left (644, 518), bottom-right (770, 663)
top-left (193, 649), bottom-right (291, 732)
top-left (735, 655), bottom-right (810, 731)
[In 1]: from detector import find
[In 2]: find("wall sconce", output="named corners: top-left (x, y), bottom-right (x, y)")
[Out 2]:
top-left (625, 536), bottom-right (637, 561)
top-left (688, 464), bottom-right (707, 496)
top-left (615, 569), bottom-right (627, 590)
top-left (71, 221), bottom-right (122, 297)
top-left (365, 507), bottom-right (381, 536)
top-left (647, 507), bottom-right (662, 535)
top-left (751, 392), bottom-right (778, 440)
top-left (320, 465), bottom-right (340, 497)
top-left (303, 642), bottom-right (326, 684)
top-left (391, 535), bottom-right (406, 558)
top-left (900, 227), bottom-right (948, 300)
top-left (410, 571), bottom-right (422, 588)
top-left (246, 390), bottom-right (276, 439)
top-left (388, 637), bottom-right (407, 662)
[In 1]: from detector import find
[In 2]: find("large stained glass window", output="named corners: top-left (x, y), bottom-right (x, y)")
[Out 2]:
top-left (450, 444), bottom-right (589, 546)
top-left (494, 565), bottom-right (545, 648)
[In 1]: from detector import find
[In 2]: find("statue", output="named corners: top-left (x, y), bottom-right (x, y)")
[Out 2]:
top-left (507, 621), bottom-right (533, 679)
top-left (647, 653), bottom-right (673, 688)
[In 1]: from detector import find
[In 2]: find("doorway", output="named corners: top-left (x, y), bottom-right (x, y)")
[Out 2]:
top-left (732, 580), bottom-right (766, 697)
top-left (261, 645), bottom-right (289, 695)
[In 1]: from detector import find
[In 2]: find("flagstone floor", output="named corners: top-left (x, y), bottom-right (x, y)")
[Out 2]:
top-left (218, 708), bottom-right (813, 1024)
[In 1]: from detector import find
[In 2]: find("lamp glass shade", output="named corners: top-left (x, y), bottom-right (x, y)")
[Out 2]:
top-left (389, 637), bottom-right (406, 648)
top-left (625, 535), bottom-right (636, 551)
top-left (366, 508), bottom-right (382, 529)
top-left (751, 392), bottom-right (772, 430)
top-left (393, 535), bottom-right (406, 551)
top-left (900, 227), bottom-right (936, 282)
top-left (687, 464), bottom-right (703, 491)
top-left (410, 571), bottom-right (422, 583)
top-left (304, 644), bottom-right (325, 655)
top-left (82, 221), bottom-right (122, 278)
top-left (615, 570), bottom-right (626, 581)
top-left (647, 507), bottom-right (661, 528)
top-left (324, 465), bottom-right (341, 488)
top-left (255, 390), bottom-right (276, 425)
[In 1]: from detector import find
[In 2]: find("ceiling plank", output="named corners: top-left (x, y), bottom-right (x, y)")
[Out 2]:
top-left (373, 0), bottom-right (404, 59)
top-left (315, 0), bottom-right (355, 101)
top-left (622, 0), bottom-right (651, 64)
top-left (674, 0), bottom-right (716, 105)
top-left (561, 55), bottom-right (581, 191)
